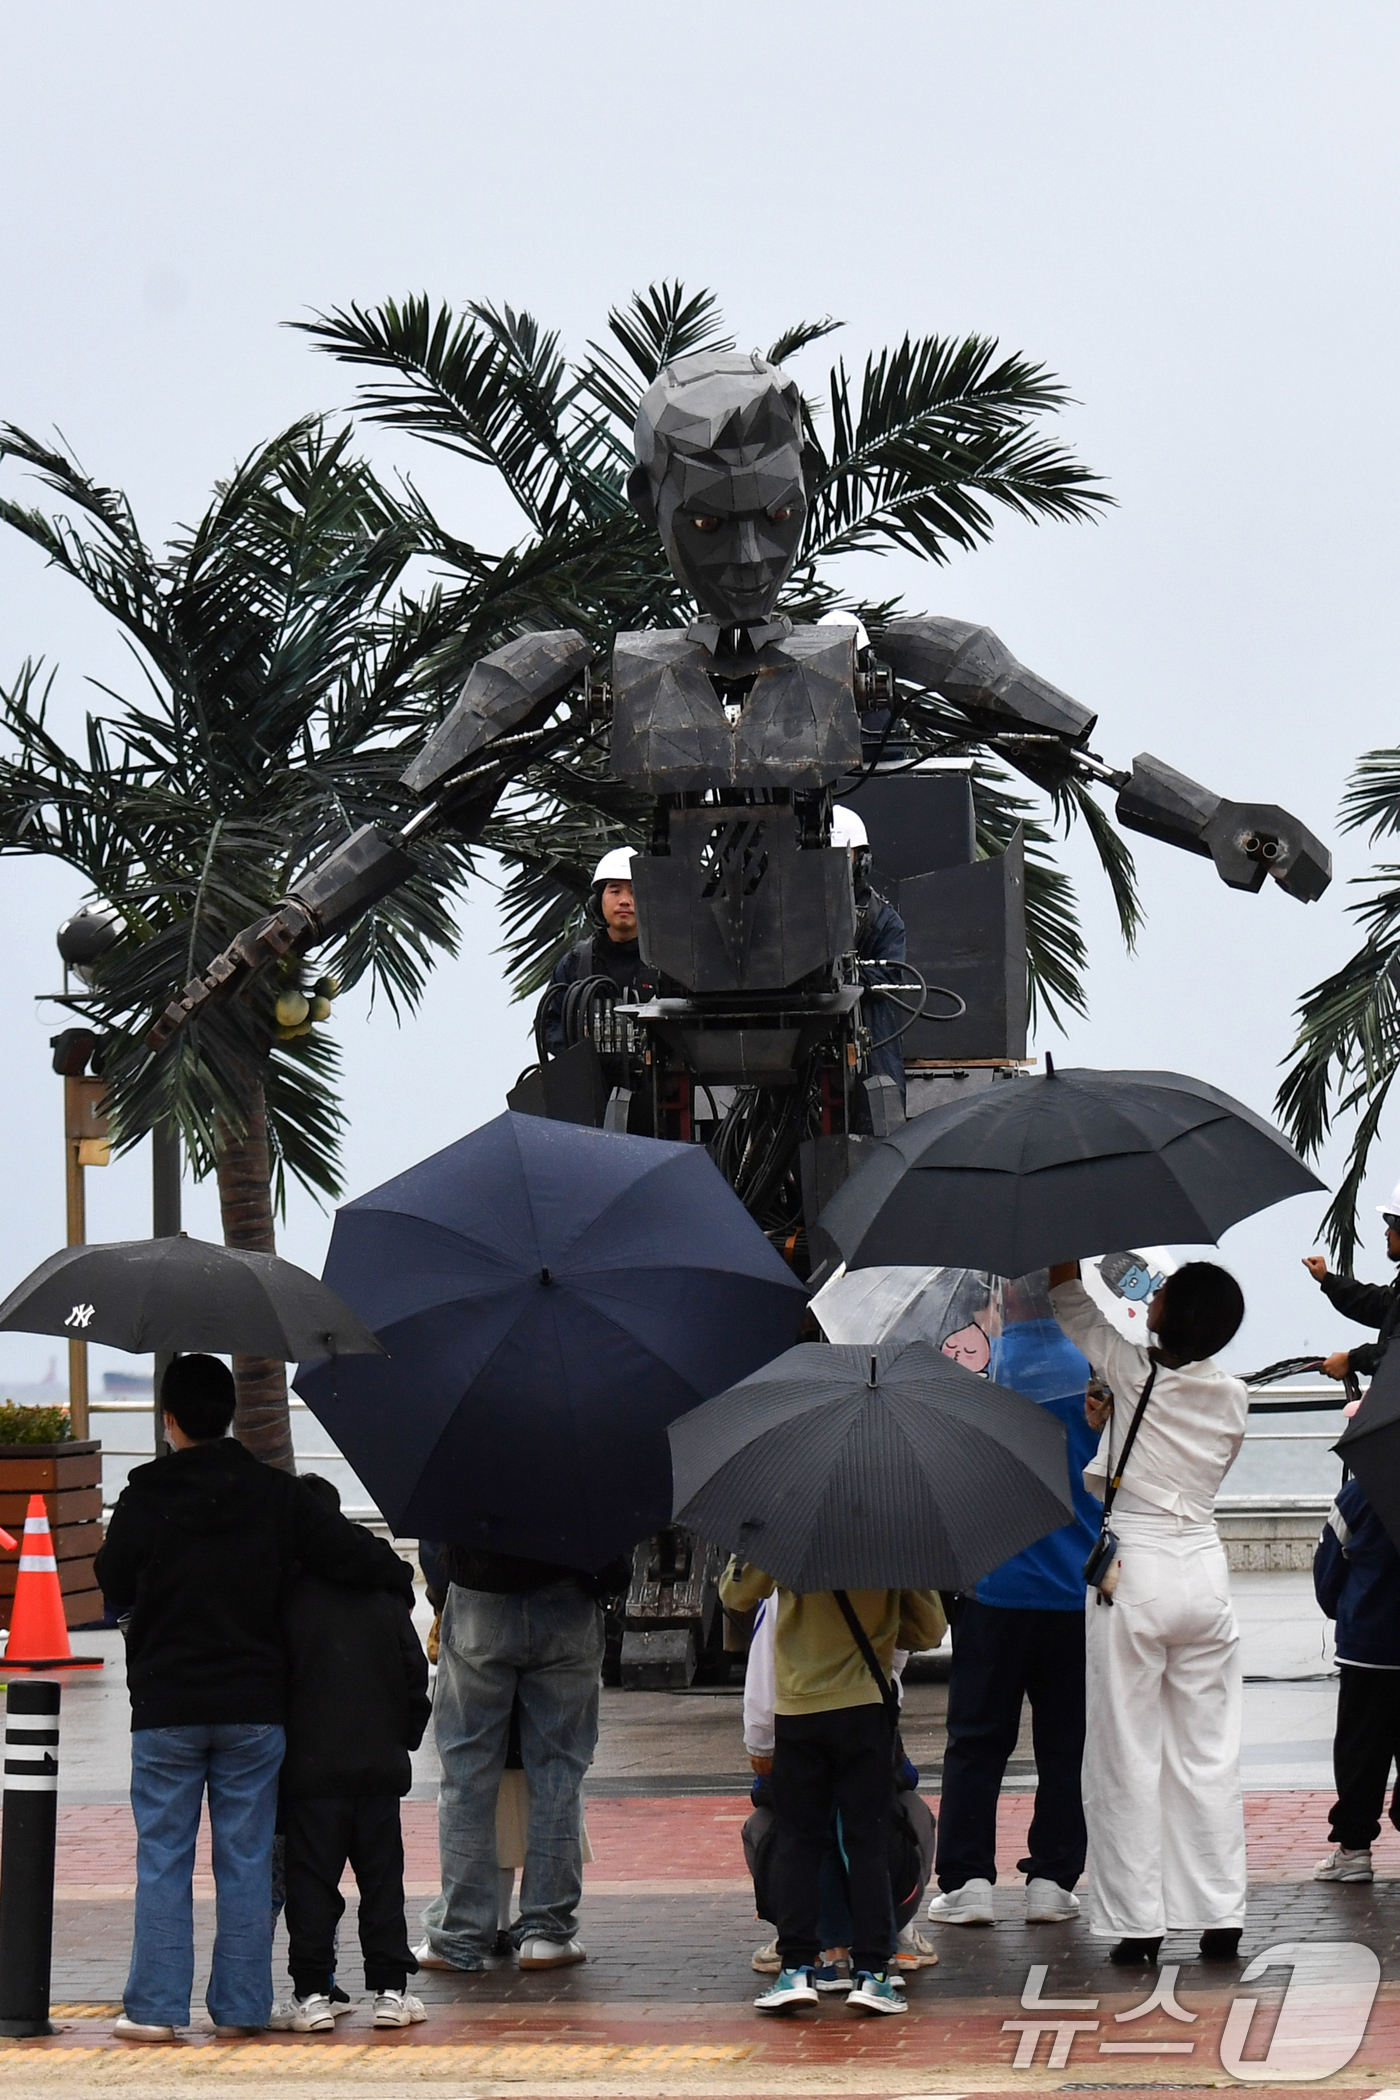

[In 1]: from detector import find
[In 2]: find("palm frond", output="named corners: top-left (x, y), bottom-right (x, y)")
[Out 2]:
top-left (804, 336), bottom-right (1110, 566)
top-left (970, 762), bottom-right (1089, 1031)
top-left (1277, 765), bottom-right (1400, 1265)
top-left (577, 283), bottom-right (736, 428)
top-left (294, 298), bottom-right (610, 533)
top-left (1341, 750), bottom-right (1400, 843)
top-left (0, 419), bottom-right (476, 1203)
top-left (767, 317), bottom-right (843, 366)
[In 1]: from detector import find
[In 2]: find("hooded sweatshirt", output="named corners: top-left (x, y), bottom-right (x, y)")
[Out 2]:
top-left (1313, 1478), bottom-right (1400, 1669)
top-left (94, 1439), bottom-right (414, 1731)
top-left (281, 1567), bottom-right (432, 1797)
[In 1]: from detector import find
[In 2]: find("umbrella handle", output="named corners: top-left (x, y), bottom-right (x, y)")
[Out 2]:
top-left (0, 1528), bottom-right (16, 1553)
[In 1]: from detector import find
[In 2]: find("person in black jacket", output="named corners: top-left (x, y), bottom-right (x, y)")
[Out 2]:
top-left (271, 1477), bottom-right (433, 2033)
top-left (1304, 1204), bottom-right (1400, 1382)
top-left (94, 1356), bottom-right (413, 2045)
top-left (831, 806), bottom-right (909, 1111)
top-left (541, 848), bottom-right (656, 1058)
top-left (1313, 1476), bottom-right (1400, 1881)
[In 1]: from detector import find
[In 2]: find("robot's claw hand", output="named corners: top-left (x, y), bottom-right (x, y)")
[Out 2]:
top-left (1202, 797), bottom-right (1332, 902)
top-left (147, 903), bottom-right (316, 1050)
top-left (1115, 753), bottom-right (1331, 902)
top-left (146, 825), bottom-right (417, 1051)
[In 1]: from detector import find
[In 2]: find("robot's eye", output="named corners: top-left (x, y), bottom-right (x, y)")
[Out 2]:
top-left (770, 507), bottom-right (793, 523)
top-left (689, 516), bottom-right (723, 534)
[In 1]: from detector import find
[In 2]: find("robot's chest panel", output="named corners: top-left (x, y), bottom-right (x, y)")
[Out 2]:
top-left (609, 628), bottom-right (861, 792)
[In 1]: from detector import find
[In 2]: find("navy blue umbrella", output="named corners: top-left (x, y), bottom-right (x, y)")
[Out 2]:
top-left (295, 1112), bottom-right (808, 1569)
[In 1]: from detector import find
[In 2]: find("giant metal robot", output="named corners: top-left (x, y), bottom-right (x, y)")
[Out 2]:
top-left (149, 353), bottom-right (1331, 1681)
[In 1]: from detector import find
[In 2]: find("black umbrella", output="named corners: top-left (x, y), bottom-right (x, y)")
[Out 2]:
top-left (295, 1112), bottom-right (808, 1568)
top-left (1335, 1351), bottom-right (1400, 1551)
top-left (0, 1235), bottom-right (383, 1361)
top-left (815, 1063), bottom-right (1324, 1279)
top-left (669, 1338), bottom-right (1073, 1591)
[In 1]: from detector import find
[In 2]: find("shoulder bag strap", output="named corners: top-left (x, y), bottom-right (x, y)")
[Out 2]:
top-left (1099, 1359), bottom-right (1160, 1524)
top-left (832, 1588), bottom-right (900, 1725)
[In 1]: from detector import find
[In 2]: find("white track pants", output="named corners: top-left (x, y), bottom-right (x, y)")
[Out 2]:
top-left (1083, 1512), bottom-right (1246, 1937)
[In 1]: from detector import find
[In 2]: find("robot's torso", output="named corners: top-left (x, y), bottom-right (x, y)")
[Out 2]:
top-left (609, 622), bottom-right (860, 794)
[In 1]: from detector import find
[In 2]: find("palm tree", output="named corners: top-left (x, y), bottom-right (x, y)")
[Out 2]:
top-left (301, 282), bottom-right (1134, 1022)
top-left (1277, 749), bottom-right (1400, 1270)
top-left (0, 419), bottom-right (473, 1464)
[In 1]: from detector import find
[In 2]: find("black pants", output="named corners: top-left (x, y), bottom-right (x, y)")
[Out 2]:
top-left (770, 1705), bottom-right (895, 1975)
top-left (1329, 1664), bottom-right (1400, 1848)
top-left (935, 1600), bottom-right (1086, 1892)
top-left (283, 1794), bottom-right (417, 1996)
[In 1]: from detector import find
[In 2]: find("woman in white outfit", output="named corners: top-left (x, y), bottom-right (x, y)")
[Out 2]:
top-left (1047, 1260), bottom-right (1248, 1967)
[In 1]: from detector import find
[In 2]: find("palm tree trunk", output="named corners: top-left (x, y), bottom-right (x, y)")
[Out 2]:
top-left (215, 1089), bottom-right (295, 1471)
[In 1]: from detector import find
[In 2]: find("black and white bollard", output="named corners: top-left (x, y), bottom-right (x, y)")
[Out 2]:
top-left (0, 1680), bottom-right (60, 2037)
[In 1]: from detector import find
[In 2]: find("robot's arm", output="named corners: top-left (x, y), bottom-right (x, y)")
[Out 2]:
top-left (878, 616), bottom-right (1331, 904)
top-left (147, 631), bottom-right (593, 1049)
top-left (1110, 751), bottom-right (1330, 902)
top-left (879, 616), bottom-right (1097, 742)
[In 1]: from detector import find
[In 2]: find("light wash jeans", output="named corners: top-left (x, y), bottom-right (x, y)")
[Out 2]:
top-left (424, 1581), bottom-right (603, 1966)
top-left (125, 1723), bottom-right (285, 2028)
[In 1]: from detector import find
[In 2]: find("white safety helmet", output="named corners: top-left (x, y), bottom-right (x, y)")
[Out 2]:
top-left (1376, 1180), bottom-right (1400, 1219)
top-left (829, 805), bottom-right (868, 852)
top-left (592, 846), bottom-right (636, 886)
top-left (817, 609), bottom-right (873, 651)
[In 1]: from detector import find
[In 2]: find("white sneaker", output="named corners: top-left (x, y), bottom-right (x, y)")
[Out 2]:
top-left (518, 1934), bottom-right (586, 1969)
top-left (1026, 1878), bottom-right (1081, 1921)
top-left (894, 1922), bottom-right (940, 1967)
top-left (1315, 1844), bottom-right (1374, 1882)
top-left (373, 1989), bottom-right (427, 2027)
top-left (112, 2015), bottom-right (178, 2042)
top-left (927, 1877), bottom-right (995, 1924)
top-left (410, 1936), bottom-right (484, 1972)
top-left (268, 1993), bottom-right (336, 2033)
top-left (752, 1937), bottom-right (782, 1973)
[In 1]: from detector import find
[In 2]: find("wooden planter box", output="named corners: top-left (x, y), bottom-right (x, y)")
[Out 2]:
top-left (0, 1441), bottom-right (103, 1630)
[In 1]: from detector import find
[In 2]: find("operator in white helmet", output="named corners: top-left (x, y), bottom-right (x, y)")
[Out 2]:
top-left (830, 805), bottom-right (909, 1112)
top-left (1303, 1182), bottom-right (1400, 1383)
top-left (540, 846), bottom-right (657, 1058)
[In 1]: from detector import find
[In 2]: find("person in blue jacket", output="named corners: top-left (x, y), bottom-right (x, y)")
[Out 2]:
top-left (926, 1277), bottom-right (1103, 1925)
top-left (1313, 1477), bottom-right (1400, 1882)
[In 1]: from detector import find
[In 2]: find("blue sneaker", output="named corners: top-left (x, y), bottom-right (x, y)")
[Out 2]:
top-left (847, 1969), bottom-right (907, 2016)
top-left (754, 1966), bottom-right (819, 2011)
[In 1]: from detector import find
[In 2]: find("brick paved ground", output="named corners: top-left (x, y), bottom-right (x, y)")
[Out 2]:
top-left (12, 1790), bottom-right (1400, 2097)
top-left (39, 1786), bottom-right (1361, 1899)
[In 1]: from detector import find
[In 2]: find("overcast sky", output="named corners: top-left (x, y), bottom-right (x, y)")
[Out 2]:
top-left (1, 0), bottom-right (1397, 1390)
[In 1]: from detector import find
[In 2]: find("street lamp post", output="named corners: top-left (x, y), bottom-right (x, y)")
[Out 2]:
top-left (47, 1034), bottom-right (109, 1442)
top-left (151, 1121), bottom-right (181, 1455)
top-left (49, 906), bottom-right (181, 1454)
top-left (51, 908), bottom-right (121, 1444)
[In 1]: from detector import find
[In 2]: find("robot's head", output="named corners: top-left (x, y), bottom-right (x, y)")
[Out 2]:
top-left (629, 353), bottom-right (807, 627)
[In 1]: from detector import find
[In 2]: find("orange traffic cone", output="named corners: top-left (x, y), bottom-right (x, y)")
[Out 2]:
top-left (3, 1494), bottom-right (101, 1670)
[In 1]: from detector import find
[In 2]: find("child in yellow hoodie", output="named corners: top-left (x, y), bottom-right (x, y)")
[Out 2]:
top-left (720, 1560), bottom-right (944, 2016)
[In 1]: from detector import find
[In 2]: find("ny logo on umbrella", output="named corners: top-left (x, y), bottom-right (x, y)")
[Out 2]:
top-left (63, 1304), bottom-right (95, 1329)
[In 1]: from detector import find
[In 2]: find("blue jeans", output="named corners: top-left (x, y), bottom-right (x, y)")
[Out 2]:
top-left (424, 1581), bottom-right (602, 1965)
top-left (125, 1723), bottom-right (285, 2028)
